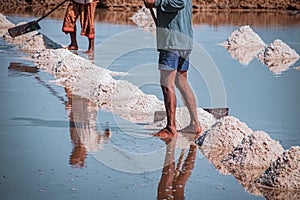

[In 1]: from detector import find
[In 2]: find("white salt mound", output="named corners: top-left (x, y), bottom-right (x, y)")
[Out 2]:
top-left (222, 131), bottom-right (284, 169)
top-left (32, 49), bottom-right (163, 123)
top-left (258, 39), bottom-right (300, 60)
top-left (255, 146), bottom-right (300, 190)
top-left (0, 13), bottom-right (14, 29)
top-left (21, 33), bottom-right (62, 51)
top-left (257, 39), bottom-right (300, 75)
top-left (223, 25), bottom-right (265, 47)
top-left (199, 116), bottom-right (253, 174)
top-left (2, 20), bottom-right (62, 51)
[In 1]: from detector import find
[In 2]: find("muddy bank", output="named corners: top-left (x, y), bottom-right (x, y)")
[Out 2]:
top-left (1, 6), bottom-right (300, 27)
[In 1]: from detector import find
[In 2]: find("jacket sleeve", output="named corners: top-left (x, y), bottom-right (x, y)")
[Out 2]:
top-left (155, 0), bottom-right (185, 12)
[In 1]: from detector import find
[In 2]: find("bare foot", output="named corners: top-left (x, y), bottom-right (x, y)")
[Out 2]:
top-left (66, 45), bottom-right (78, 51)
top-left (84, 49), bottom-right (94, 54)
top-left (152, 128), bottom-right (177, 138)
top-left (152, 128), bottom-right (176, 144)
top-left (179, 124), bottom-right (202, 134)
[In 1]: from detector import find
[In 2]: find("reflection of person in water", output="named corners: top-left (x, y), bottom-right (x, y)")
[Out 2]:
top-left (157, 134), bottom-right (197, 200)
top-left (65, 88), bottom-right (111, 167)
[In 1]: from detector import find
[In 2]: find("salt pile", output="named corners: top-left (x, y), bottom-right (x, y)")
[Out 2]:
top-left (199, 116), bottom-right (253, 174)
top-left (257, 39), bottom-right (300, 74)
top-left (258, 39), bottom-right (300, 61)
top-left (223, 25), bottom-right (265, 47)
top-left (221, 131), bottom-right (284, 195)
top-left (130, 6), bottom-right (156, 29)
top-left (255, 146), bottom-right (300, 190)
top-left (101, 79), bottom-right (164, 123)
top-left (222, 25), bottom-right (265, 65)
top-left (222, 131), bottom-right (284, 169)
top-left (256, 187), bottom-right (300, 200)
top-left (2, 22), bottom-right (62, 52)
top-left (33, 49), bottom-right (163, 123)
top-left (0, 13), bottom-right (14, 30)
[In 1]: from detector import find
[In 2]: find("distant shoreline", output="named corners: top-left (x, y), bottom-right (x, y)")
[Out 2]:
top-left (1, 7), bottom-right (299, 27)
top-left (0, 0), bottom-right (299, 11)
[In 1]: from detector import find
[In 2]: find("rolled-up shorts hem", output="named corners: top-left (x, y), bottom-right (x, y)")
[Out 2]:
top-left (158, 50), bottom-right (191, 71)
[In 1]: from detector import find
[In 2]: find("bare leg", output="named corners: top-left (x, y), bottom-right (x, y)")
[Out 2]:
top-left (84, 38), bottom-right (94, 54)
top-left (175, 71), bottom-right (202, 134)
top-left (154, 70), bottom-right (178, 137)
top-left (67, 32), bottom-right (78, 50)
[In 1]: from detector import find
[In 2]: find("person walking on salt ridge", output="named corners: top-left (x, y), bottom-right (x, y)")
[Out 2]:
top-left (62, 0), bottom-right (98, 53)
top-left (144, 0), bottom-right (202, 136)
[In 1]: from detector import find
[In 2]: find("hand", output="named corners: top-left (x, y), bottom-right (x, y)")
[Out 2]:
top-left (144, 0), bottom-right (155, 8)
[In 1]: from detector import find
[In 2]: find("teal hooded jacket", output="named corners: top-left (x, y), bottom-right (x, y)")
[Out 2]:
top-left (155, 0), bottom-right (193, 50)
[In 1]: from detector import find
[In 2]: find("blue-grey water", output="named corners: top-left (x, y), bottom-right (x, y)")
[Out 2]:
top-left (0, 11), bottom-right (299, 200)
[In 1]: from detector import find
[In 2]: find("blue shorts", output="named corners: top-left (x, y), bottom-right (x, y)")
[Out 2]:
top-left (158, 50), bottom-right (191, 71)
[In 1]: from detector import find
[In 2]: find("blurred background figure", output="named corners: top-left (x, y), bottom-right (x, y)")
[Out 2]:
top-left (62, 0), bottom-right (99, 54)
top-left (65, 88), bottom-right (111, 167)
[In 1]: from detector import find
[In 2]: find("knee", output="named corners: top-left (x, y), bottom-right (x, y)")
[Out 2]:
top-left (175, 78), bottom-right (188, 91)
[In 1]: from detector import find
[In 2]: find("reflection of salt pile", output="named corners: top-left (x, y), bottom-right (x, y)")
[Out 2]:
top-left (225, 45), bottom-right (265, 65)
top-left (255, 146), bottom-right (300, 190)
top-left (130, 6), bottom-right (156, 28)
top-left (199, 116), bottom-right (253, 174)
top-left (258, 39), bottom-right (300, 75)
top-left (145, 107), bottom-right (216, 133)
top-left (222, 25), bottom-right (265, 65)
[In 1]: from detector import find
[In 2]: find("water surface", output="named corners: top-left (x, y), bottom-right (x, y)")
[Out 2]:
top-left (1, 10), bottom-right (300, 200)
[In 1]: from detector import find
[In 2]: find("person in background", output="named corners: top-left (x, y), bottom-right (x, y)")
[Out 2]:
top-left (62, 0), bottom-right (98, 53)
top-left (144, 0), bottom-right (202, 136)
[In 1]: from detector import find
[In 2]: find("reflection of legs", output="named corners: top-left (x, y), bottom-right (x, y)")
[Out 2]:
top-left (160, 70), bottom-right (178, 135)
top-left (175, 71), bottom-right (202, 134)
top-left (173, 144), bottom-right (197, 199)
top-left (157, 137), bottom-right (176, 200)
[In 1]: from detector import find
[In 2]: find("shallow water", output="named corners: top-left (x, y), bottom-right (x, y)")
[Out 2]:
top-left (1, 10), bottom-right (300, 200)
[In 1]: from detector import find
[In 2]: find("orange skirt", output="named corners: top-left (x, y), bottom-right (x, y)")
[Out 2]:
top-left (62, 1), bottom-right (97, 39)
